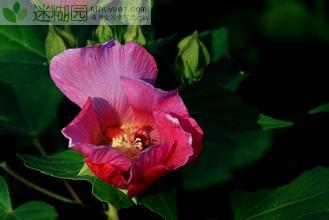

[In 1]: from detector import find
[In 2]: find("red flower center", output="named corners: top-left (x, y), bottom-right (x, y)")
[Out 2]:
top-left (105, 124), bottom-right (157, 161)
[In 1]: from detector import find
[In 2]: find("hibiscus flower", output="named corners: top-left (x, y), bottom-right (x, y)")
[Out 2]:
top-left (50, 41), bottom-right (203, 198)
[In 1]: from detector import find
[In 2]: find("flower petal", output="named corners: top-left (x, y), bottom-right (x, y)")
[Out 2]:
top-left (74, 144), bottom-right (130, 166)
top-left (127, 165), bottom-right (168, 198)
top-left (121, 77), bottom-right (178, 114)
top-left (86, 160), bottom-right (129, 188)
top-left (76, 144), bottom-right (131, 188)
top-left (121, 77), bottom-right (203, 160)
top-left (174, 116), bottom-right (203, 162)
top-left (50, 41), bottom-right (158, 120)
top-left (154, 113), bottom-right (194, 168)
top-left (127, 113), bottom-right (193, 198)
top-left (62, 97), bottom-right (131, 188)
top-left (62, 97), bottom-right (104, 147)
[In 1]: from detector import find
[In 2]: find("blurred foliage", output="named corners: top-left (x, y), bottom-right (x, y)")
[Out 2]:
top-left (0, 26), bottom-right (63, 136)
top-left (183, 131), bottom-right (273, 190)
top-left (261, 0), bottom-right (329, 42)
top-left (309, 103), bottom-right (329, 114)
top-left (262, 1), bottom-right (313, 41)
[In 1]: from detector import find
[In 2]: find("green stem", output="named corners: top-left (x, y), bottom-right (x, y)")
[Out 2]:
top-left (105, 204), bottom-right (119, 220)
top-left (0, 162), bottom-right (77, 204)
top-left (31, 138), bottom-right (47, 156)
top-left (31, 137), bottom-right (83, 205)
top-left (62, 179), bottom-right (83, 205)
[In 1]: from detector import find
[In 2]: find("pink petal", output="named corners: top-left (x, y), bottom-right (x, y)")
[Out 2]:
top-left (74, 144), bottom-right (131, 167)
top-left (62, 97), bottom-right (104, 147)
top-left (121, 77), bottom-right (178, 113)
top-left (86, 160), bottom-right (129, 188)
top-left (121, 78), bottom-right (203, 160)
top-left (50, 41), bottom-right (157, 123)
top-left (62, 97), bottom-right (131, 186)
top-left (127, 113), bottom-right (193, 197)
top-left (176, 116), bottom-right (203, 162)
top-left (154, 113), bottom-right (194, 168)
top-left (127, 165), bottom-right (168, 198)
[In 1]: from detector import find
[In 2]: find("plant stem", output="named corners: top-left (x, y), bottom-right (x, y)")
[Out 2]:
top-left (0, 161), bottom-right (77, 204)
top-left (62, 179), bottom-right (83, 204)
top-left (31, 137), bottom-right (83, 205)
top-left (31, 137), bottom-right (47, 156)
top-left (105, 204), bottom-right (119, 220)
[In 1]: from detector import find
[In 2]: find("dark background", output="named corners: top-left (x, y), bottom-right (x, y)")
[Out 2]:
top-left (1, 0), bottom-right (329, 219)
top-left (168, 0), bottom-right (329, 219)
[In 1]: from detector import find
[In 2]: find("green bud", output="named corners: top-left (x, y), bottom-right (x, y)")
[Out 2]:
top-left (176, 31), bottom-right (211, 84)
top-left (123, 26), bottom-right (146, 46)
top-left (87, 40), bottom-right (97, 46)
top-left (95, 19), bottom-right (114, 43)
top-left (45, 26), bottom-right (67, 62)
top-left (55, 26), bottom-right (77, 48)
top-left (77, 163), bottom-right (95, 177)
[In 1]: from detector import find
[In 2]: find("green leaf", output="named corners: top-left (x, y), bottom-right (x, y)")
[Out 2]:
top-left (231, 167), bottom-right (329, 220)
top-left (309, 103), bottom-right (329, 114)
top-left (258, 114), bottom-right (293, 130)
top-left (222, 71), bottom-right (249, 92)
top-left (0, 77), bottom-right (63, 136)
top-left (51, 26), bottom-right (77, 48)
top-left (6, 201), bottom-right (57, 220)
top-left (45, 25), bottom-right (67, 62)
top-left (77, 163), bottom-right (95, 177)
top-left (0, 177), bottom-right (12, 216)
top-left (183, 131), bottom-right (272, 190)
top-left (19, 150), bottom-right (93, 182)
top-left (13, 2), bottom-right (20, 14)
top-left (3, 8), bottom-right (16, 23)
top-left (297, 211), bottom-right (329, 220)
top-left (19, 151), bottom-right (133, 209)
top-left (139, 190), bottom-right (177, 220)
top-left (0, 177), bottom-right (57, 220)
top-left (16, 9), bottom-right (27, 20)
top-left (0, 26), bottom-right (47, 84)
top-left (92, 179), bottom-right (134, 209)
top-left (0, 26), bottom-right (63, 136)
top-left (147, 34), bottom-right (176, 54)
top-left (182, 86), bottom-right (261, 135)
top-left (0, 81), bottom-right (26, 134)
top-left (13, 77), bottom-right (62, 136)
top-left (211, 27), bottom-right (229, 62)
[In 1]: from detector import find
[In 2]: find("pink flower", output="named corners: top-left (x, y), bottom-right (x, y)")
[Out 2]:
top-left (50, 41), bottom-right (203, 198)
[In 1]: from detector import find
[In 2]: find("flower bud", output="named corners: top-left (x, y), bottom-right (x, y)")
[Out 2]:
top-left (123, 26), bottom-right (146, 46)
top-left (95, 19), bottom-right (114, 43)
top-left (176, 31), bottom-right (210, 84)
top-left (45, 26), bottom-right (72, 62)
